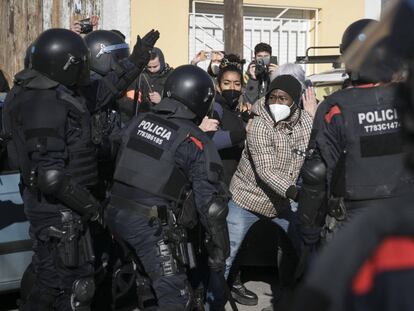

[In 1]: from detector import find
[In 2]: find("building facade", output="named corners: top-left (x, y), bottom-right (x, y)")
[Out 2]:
top-left (1, 0), bottom-right (381, 83)
top-left (131, 0), bottom-right (381, 73)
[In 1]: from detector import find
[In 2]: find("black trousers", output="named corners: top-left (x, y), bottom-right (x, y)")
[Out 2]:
top-left (106, 204), bottom-right (190, 310)
top-left (21, 190), bottom-right (93, 311)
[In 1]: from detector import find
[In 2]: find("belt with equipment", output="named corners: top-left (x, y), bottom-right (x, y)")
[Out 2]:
top-left (109, 195), bottom-right (168, 222)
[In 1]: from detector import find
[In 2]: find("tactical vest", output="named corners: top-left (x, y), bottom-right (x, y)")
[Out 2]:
top-left (331, 84), bottom-right (414, 200)
top-left (3, 73), bottom-right (98, 188)
top-left (113, 112), bottom-right (223, 202)
top-left (57, 91), bottom-right (98, 187)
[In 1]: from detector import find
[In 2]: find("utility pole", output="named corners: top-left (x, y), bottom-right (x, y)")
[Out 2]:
top-left (224, 0), bottom-right (244, 58)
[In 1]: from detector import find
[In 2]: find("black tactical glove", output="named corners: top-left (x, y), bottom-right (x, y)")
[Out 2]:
top-left (129, 29), bottom-right (160, 67)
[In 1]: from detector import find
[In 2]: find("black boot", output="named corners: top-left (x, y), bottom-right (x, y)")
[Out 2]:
top-left (230, 271), bottom-right (258, 306)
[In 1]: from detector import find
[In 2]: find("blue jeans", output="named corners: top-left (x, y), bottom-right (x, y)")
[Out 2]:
top-left (224, 200), bottom-right (290, 278)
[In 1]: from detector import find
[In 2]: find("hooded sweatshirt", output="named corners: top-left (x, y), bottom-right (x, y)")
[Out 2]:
top-left (128, 47), bottom-right (173, 113)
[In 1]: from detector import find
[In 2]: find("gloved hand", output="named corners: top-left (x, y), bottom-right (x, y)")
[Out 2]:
top-left (129, 29), bottom-right (160, 66)
top-left (301, 226), bottom-right (322, 245)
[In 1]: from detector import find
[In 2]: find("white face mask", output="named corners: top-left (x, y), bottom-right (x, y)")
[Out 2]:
top-left (269, 104), bottom-right (291, 123)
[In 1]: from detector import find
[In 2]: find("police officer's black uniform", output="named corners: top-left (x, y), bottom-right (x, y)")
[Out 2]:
top-left (297, 19), bottom-right (414, 245)
top-left (83, 30), bottom-right (133, 310)
top-left (2, 28), bottom-right (159, 310)
top-left (293, 3), bottom-right (414, 310)
top-left (107, 65), bottom-right (230, 310)
top-left (84, 29), bottom-right (130, 198)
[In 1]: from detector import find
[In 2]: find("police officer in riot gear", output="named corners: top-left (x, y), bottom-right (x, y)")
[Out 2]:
top-left (83, 29), bottom-right (132, 309)
top-left (292, 3), bottom-right (414, 310)
top-left (85, 30), bottom-right (130, 79)
top-left (297, 19), bottom-right (414, 246)
top-left (3, 28), bottom-right (159, 310)
top-left (107, 64), bottom-right (230, 310)
top-left (84, 30), bottom-right (130, 198)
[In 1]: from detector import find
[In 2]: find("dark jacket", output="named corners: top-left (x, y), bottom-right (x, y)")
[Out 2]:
top-left (292, 192), bottom-right (414, 311)
top-left (110, 98), bottom-right (225, 222)
top-left (210, 94), bottom-right (246, 185)
top-left (129, 48), bottom-right (173, 113)
top-left (310, 83), bottom-right (413, 201)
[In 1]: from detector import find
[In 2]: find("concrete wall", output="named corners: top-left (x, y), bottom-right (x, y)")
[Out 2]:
top-left (130, 0), bottom-right (190, 68)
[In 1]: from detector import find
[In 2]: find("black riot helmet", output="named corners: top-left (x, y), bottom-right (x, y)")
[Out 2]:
top-left (163, 65), bottom-right (215, 120)
top-left (340, 19), bottom-right (388, 83)
top-left (340, 19), bottom-right (377, 54)
top-left (84, 30), bottom-right (129, 76)
top-left (30, 28), bottom-right (90, 86)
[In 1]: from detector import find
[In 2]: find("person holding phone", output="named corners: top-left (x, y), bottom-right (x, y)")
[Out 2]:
top-left (245, 43), bottom-right (279, 104)
top-left (71, 15), bottom-right (100, 35)
top-left (191, 50), bottom-right (225, 81)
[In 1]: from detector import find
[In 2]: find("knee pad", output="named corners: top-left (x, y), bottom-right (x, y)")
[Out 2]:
top-left (70, 277), bottom-right (95, 311)
top-left (301, 156), bottom-right (327, 188)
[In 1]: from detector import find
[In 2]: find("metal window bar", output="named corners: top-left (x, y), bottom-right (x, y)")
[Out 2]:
top-left (189, 12), bottom-right (317, 67)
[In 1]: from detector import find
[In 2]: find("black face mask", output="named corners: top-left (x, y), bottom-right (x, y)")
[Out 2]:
top-left (221, 89), bottom-right (242, 110)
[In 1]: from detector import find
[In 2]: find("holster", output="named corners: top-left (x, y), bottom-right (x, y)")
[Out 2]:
top-left (164, 209), bottom-right (197, 270)
top-left (109, 195), bottom-right (197, 272)
top-left (48, 211), bottom-right (95, 267)
top-left (327, 197), bottom-right (347, 221)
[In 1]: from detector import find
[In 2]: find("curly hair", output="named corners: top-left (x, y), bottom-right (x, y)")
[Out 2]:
top-left (217, 54), bottom-right (246, 86)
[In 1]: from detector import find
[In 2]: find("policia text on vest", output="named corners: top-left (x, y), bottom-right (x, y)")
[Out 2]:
top-left (357, 108), bottom-right (400, 134)
top-left (136, 119), bottom-right (173, 145)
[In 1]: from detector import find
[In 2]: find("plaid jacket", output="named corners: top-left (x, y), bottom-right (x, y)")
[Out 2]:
top-left (229, 98), bottom-right (313, 217)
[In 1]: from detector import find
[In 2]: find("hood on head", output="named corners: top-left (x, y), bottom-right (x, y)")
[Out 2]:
top-left (149, 47), bottom-right (166, 73)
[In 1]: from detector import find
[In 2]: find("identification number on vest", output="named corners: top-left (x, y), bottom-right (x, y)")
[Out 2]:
top-left (136, 120), bottom-right (172, 145)
top-left (357, 108), bottom-right (401, 134)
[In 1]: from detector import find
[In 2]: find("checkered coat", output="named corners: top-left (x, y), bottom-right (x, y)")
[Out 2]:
top-left (229, 98), bottom-right (313, 217)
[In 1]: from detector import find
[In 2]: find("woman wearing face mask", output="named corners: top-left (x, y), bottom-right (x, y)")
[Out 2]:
top-left (200, 54), bottom-right (248, 185)
top-left (197, 55), bottom-right (257, 308)
top-left (224, 75), bottom-right (316, 304)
